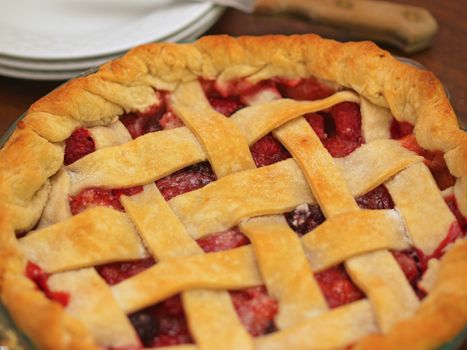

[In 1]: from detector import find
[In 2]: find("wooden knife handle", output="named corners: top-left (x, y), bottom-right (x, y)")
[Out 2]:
top-left (254, 0), bottom-right (438, 52)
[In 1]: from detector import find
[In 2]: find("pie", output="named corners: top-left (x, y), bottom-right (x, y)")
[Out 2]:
top-left (0, 35), bottom-right (466, 350)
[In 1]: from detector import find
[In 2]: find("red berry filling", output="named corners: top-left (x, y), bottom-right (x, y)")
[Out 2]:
top-left (445, 194), bottom-right (467, 231)
top-left (250, 134), bottom-right (291, 167)
top-left (321, 102), bottom-right (363, 158)
top-left (64, 128), bottom-right (96, 165)
top-left (196, 227), bottom-right (250, 253)
top-left (129, 295), bottom-right (192, 347)
top-left (96, 257), bottom-right (156, 286)
top-left (314, 265), bottom-right (365, 308)
top-left (304, 113), bottom-right (327, 141)
top-left (390, 119), bottom-right (414, 140)
top-left (25, 262), bottom-right (69, 307)
top-left (120, 93), bottom-right (184, 139)
top-left (69, 186), bottom-right (143, 215)
top-left (391, 249), bottom-right (425, 297)
top-left (285, 204), bottom-right (326, 235)
top-left (398, 134), bottom-right (455, 190)
top-left (277, 77), bottom-right (335, 101)
top-left (155, 162), bottom-right (217, 201)
top-left (356, 185), bottom-right (394, 210)
top-left (230, 286), bottom-right (278, 336)
top-left (209, 96), bottom-right (246, 116)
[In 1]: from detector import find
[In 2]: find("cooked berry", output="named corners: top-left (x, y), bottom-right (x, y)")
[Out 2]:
top-left (230, 286), bottom-right (278, 337)
top-left (208, 96), bottom-right (245, 116)
top-left (69, 186), bottom-right (143, 215)
top-left (304, 113), bottom-right (327, 140)
top-left (278, 77), bottom-right (335, 101)
top-left (120, 100), bottom-right (167, 138)
top-left (285, 204), bottom-right (326, 235)
top-left (130, 295), bottom-right (192, 347)
top-left (315, 265), bottom-right (365, 308)
top-left (64, 128), bottom-right (96, 165)
top-left (390, 119), bottom-right (414, 140)
top-left (156, 162), bottom-right (216, 201)
top-left (197, 227), bottom-right (250, 253)
top-left (96, 257), bottom-right (155, 285)
top-left (25, 262), bottom-right (69, 307)
top-left (356, 185), bottom-right (394, 210)
top-left (330, 102), bottom-right (362, 141)
top-left (250, 134), bottom-right (291, 167)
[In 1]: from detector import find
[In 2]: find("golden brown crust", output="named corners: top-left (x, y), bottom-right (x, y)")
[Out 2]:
top-left (0, 34), bottom-right (466, 350)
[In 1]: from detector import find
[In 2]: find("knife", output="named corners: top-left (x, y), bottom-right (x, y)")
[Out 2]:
top-left (207, 0), bottom-right (438, 53)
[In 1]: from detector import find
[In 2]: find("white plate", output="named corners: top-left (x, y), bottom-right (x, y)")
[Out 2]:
top-left (0, 6), bottom-right (225, 80)
top-left (0, 0), bottom-right (214, 60)
top-left (0, 6), bottom-right (224, 72)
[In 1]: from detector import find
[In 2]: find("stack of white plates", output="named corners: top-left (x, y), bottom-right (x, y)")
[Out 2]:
top-left (0, 0), bottom-right (225, 80)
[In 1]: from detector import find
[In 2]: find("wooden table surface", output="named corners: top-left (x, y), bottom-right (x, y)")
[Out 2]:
top-left (0, 0), bottom-right (466, 138)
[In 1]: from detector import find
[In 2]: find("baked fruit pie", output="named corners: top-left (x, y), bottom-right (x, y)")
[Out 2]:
top-left (0, 35), bottom-right (466, 350)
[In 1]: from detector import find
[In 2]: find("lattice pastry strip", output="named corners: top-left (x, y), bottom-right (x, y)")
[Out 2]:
top-left (360, 96), bottom-right (393, 142)
top-left (300, 210), bottom-right (409, 272)
top-left (170, 81), bottom-right (255, 178)
top-left (67, 127), bottom-right (206, 194)
top-left (152, 300), bottom-right (379, 350)
top-left (47, 268), bottom-right (140, 349)
top-left (111, 246), bottom-right (261, 314)
top-left (273, 117), bottom-right (359, 217)
top-left (386, 162), bottom-right (456, 255)
top-left (182, 290), bottom-right (253, 350)
top-left (229, 90), bottom-right (359, 145)
top-left (334, 139), bottom-right (423, 197)
top-left (87, 120), bottom-right (132, 149)
top-left (65, 89), bottom-right (362, 195)
top-left (239, 216), bottom-right (328, 329)
top-left (167, 141), bottom-right (420, 242)
top-left (121, 184), bottom-right (253, 350)
top-left (169, 159), bottom-right (313, 239)
top-left (255, 299), bottom-right (378, 350)
top-left (19, 207), bottom-right (148, 273)
top-left (346, 251), bottom-right (420, 332)
top-left (271, 115), bottom-right (420, 333)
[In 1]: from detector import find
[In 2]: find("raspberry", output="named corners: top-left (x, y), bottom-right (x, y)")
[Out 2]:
top-left (285, 204), bottom-right (326, 235)
top-left (278, 77), bottom-right (335, 101)
top-left (69, 186), bottom-right (143, 215)
top-left (196, 227), bottom-right (250, 253)
top-left (25, 262), bottom-right (69, 307)
top-left (392, 250), bottom-right (421, 286)
top-left (208, 97), bottom-right (245, 116)
top-left (64, 128), bottom-right (96, 165)
top-left (330, 102), bottom-right (362, 141)
top-left (356, 185), bottom-right (394, 210)
top-left (230, 286), bottom-right (278, 336)
top-left (315, 265), bottom-right (364, 308)
top-left (304, 113), bottom-right (327, 140)
top-left (156, 162), bottom-right (216, 201)
top-left (250, 134), bottom-right (291, 167)
top-left (159, 112), bottom-right (184, 130)
top-left (129, 295), bottom-right (192, 348)
top-left (390, 119), bottom-right (414, 140)
top-left (322, 137), bottom-right (362, 158)
top-left (96, 257), bottom-right (156, 286)
top-left (120, 100), bottom-right (166, 138)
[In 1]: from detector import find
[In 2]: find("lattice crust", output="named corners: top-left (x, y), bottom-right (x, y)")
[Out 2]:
top-left (0, 35), bottom-right (466, 350)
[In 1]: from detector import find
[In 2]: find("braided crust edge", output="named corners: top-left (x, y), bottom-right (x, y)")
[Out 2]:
top-left (0, 34), bottom-right (465, 350)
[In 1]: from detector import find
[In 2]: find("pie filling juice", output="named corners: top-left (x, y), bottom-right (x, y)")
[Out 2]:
top-left (24, 77), bottom-right (466, 348)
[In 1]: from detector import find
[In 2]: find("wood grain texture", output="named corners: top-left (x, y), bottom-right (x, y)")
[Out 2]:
top-left (0, 0), bottom-right (465, 138)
